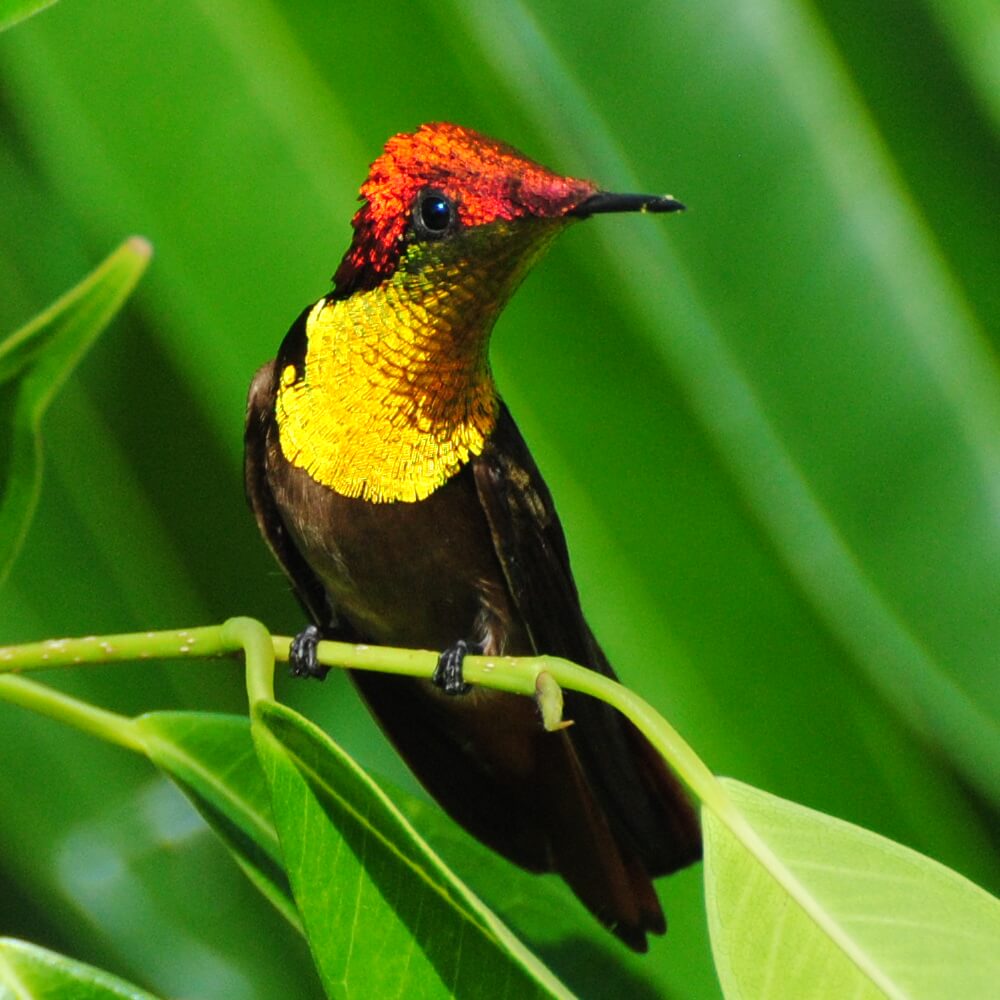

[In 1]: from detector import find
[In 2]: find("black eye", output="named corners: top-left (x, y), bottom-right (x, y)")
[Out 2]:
top-left (414, 189), bottom-right (455, 237)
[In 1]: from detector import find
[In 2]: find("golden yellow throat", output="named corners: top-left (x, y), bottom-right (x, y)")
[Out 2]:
top-left (276, 219), bottom-right (566, 503)
top-left (275, 275), bottom-right (500, 504)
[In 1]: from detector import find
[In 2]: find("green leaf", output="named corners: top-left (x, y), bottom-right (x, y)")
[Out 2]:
top-left (0, 937), bottom-right (160, 999)
top-left (252, 699), bottom-right (574, 1000)
top-left (0, 237), bottom-right (150, 584)
top-left (704, 778), bottom-right (1000, 999)
top-left (0, 0), bottom-right (57, 33)
top-left (394, 786), bottom-right (719, 1000)
top-left (134, 711), bottom-right (301, 932)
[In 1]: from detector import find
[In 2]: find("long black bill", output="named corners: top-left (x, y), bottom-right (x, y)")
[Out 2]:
top-left (568, 191), bottom-right (685, 218)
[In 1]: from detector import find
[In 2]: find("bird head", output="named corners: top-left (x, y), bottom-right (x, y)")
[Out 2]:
top-left (331, 122), bottom-right (683, 303)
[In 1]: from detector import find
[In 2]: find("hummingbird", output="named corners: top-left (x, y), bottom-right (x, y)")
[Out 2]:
top-left (245, 122), bottom-right (700, 951)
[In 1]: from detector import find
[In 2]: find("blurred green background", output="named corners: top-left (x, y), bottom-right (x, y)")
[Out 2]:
top-left (1, 1), bottom-right (997, 997)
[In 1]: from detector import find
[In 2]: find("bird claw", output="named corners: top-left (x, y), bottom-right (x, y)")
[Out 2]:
top-left (289, 624), bottom-right (329, 680)
top-left (432, 639), bottom-right (482, 696)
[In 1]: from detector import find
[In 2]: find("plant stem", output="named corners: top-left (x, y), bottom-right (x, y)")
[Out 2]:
top-left (2, 621), bottom-right (733, 819)
top-left (270, 635), bottom-right (732, 817)
top-left (0, 625), bottom-right (228, 671)
top-left (0, 674), bottom-right (144, 752)
top-left (224, 617), bottom-right (275, 705)
top-left (0, 619), bottom-right (277, 708)
top-left (271, 635), bottom-right (440, 680)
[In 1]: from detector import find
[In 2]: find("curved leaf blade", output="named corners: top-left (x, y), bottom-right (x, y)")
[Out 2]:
top-left (0, 938), bottom-right (160, 999)
top-left (705, 777), bottom-right (1000, 999)
top-left (0, 1), bottom-right (58, 34)
top-left (0, 237), bottom-right (151, 584)
top-left (134, 711), bottom-right (300, 932)
top-left (252, 700), bottom-right (574, 1000)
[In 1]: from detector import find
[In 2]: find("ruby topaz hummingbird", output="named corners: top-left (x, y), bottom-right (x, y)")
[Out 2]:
top-left (245, 122), bottom-right (700, 950)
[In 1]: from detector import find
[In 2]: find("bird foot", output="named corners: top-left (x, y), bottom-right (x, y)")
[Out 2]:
top-left (432, 639), bottom-right (483, 696)
top-left (289, 624), bottom-right (330, 680)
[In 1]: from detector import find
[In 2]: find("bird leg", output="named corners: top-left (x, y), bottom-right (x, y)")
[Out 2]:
top-left (288, 624), bottom-right (330, 680)
top-left (432, 638), bottom-right (484, 696)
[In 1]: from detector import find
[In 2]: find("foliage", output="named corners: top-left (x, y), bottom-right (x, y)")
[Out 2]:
top-left (704, 779), bottom-right (1000, 999)
top-left (0, 238), bottom-right (150, 583)
top-left (0, 1), bottom-right (997, 998)
top-left (0, 938), bottom-right (158, 999)
top-left (2, 626), bottom-right (997, 999)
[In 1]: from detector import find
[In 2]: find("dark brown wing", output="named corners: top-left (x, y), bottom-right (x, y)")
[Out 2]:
top-left (472, 404), bottom-right (702, 880)
top-left (244, 358), bottom-right (332, 628)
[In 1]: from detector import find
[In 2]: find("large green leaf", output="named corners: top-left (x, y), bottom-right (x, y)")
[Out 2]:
top-left (0, 238), bottom-right (150, 583)
top-left (137, 701), bottom-right (710, 999)
top-left (704, 778), bottom-right (1000, 999)
top-left (252, 699), bottom-right (573, 1000)
top-left (0, 938), bottom-right (159, 999)
top-left (137, 708), bottom-right (579, 963)
top-left (134, 711), bottom-right (300, 932)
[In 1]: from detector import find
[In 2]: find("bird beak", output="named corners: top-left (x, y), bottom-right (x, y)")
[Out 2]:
top-left (567, 191), bottom-right (685, 218)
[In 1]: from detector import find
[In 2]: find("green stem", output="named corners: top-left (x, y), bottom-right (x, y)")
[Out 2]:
top-left (0, 618), bottom-right (276, 705)
top-left (0, 625), bottom-right (228, 671)
top-left (0, 618), bottom-right (276, 730)
top-left (224, 616), bottom-right (276, 705)
top-left (0, 674), bottom-right (144, 752)
top-left (2, 622), bottom-right (732, 822)
top-left (271, 635), bottom-right (733, 818)
top-left (270, 634), bottom-right (439, 680)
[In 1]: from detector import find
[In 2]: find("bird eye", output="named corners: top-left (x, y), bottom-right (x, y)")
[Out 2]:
top-left (414, 190), bottom-right (455, 237)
